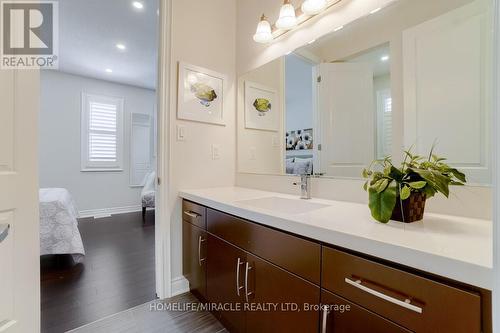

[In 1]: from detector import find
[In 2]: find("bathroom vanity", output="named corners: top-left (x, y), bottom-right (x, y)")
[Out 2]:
top-left (180, 187), bottom-right (492, 333)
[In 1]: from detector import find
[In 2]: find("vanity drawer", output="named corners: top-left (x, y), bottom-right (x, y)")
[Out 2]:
top-left (207, 208), bottom-right (321, 285)
top-left (322, 247), bottom-right (481, 333)
top-left (182, 200), bottom-right (206, 229)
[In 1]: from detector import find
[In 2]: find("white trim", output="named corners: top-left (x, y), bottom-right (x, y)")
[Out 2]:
top-left (171, 276), bottom-right (190, 297)
top-left (492, 0), bottom-right (499, 330)
top-left (155, 0), bottom-right (172, 300)
top-left (78, 205), bottom-right (143, 219)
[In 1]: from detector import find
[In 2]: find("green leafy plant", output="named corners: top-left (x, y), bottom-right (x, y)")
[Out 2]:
top-left (362, 147), bottom-right (467, 223)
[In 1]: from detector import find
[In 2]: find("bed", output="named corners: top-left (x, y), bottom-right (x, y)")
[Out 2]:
top-left (39, 188), bottom-right (85, 263)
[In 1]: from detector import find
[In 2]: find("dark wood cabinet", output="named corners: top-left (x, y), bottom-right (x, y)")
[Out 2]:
top-left (321, 290), bottom-right (412, 333)
top-left (245, 253), bottom-right (320, 333)
top-left (182, 200), bottom-right (490, 333)
top-left (207, 209), bottom-right (321, 284)
top-left (206, 234), bottom-right (247, 333)
top-left (322, 247), bottom-right (481, 333)
top-left (182, 221), bottom-right (207, 300)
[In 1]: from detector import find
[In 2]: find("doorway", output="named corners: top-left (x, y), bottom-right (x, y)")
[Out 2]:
top-left (37, 1), bottom-right (161, 332)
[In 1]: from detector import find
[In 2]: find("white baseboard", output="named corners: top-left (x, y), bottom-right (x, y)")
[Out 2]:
top-left (79, 205), bottom-right (143, 219)
top-left (171, 276), bottom-right (190, 297)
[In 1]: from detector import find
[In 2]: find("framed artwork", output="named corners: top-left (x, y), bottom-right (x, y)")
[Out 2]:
top-left (178, 62), bottom-right (226, 125)
top-left (244, 81), bottom-right (279, 131)
top-left (286, 128), bottom-right (313, 151)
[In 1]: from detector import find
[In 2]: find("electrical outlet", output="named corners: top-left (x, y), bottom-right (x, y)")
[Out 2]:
top-left (250, 147), bottom-right (257, 160)
top-left (211, 144), bottom-right (221, 160)
top-left (272, 136), bottom-right (280, 147)
top-left (176, 125), bottom-right (186, 141)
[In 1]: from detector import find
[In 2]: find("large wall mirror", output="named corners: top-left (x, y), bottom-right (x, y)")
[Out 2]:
top-left (237, 0), bottom-right (493, 185)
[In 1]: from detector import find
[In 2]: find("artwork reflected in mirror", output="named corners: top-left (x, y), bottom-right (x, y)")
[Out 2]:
top-left (237, 0), bottom-right (493, 185)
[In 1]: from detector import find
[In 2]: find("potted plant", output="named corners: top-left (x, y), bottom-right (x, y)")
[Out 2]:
top-left (362, 147), bottom-right (467, 223)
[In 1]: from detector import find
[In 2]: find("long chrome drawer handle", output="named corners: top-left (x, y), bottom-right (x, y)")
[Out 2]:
top-left (0, 224), bottom-right (10, 243)
top-left (345, 278), bottom-right (423, 314)
top-left (235, 258), bottom-right (245, 296)
top-left (321, 305), bottom-right (331, 333)
top-left (198, 236), bottom-right (206, 266)
top-left (184, 211), bottom-right (200, 218)
top-left (244, 262), bottom-right (253, 303)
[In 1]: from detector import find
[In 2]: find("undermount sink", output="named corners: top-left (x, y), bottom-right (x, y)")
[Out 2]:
top-left (236, 197), bottom-right (329, 215)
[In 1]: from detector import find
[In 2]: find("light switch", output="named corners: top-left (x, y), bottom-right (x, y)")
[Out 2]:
top-left (177, 125), bottom-right (186, 141)
top-left (211, 144), bottom-right (221, 160)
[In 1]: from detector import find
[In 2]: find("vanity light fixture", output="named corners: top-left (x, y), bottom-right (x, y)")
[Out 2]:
top-left (276, 0), bottom-right (298, 30)
top-left (301, 0), bottom-right (327, 15)
top-left (253, 14), bottom-right (273, 44)
top-left (253, 0), bottom-right (344, 44)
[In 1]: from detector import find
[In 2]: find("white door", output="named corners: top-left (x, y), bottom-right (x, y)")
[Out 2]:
top-left (403, 0), bottom-right (492, 184)
top-left (0, 66), bottom-right (41, 331)
top-left (317, 63), bottom-right (375, 178)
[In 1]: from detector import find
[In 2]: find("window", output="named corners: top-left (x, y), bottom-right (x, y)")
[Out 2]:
top-left (81, 93), bottom-right (124, 171)
top-left (376, 89), bottom-right (392, 159)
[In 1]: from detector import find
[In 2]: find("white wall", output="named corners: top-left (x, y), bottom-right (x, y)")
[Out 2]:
top-left (285, 54), bottom-right (314, 131)
top-left (39, 71), bottom-right (156, 213)
top-left (168, 0), bottom-right (237, 285)
top-left (238, 58), bottom-right (284, 174)
top-left (235, 0), bottom-right (493, 220)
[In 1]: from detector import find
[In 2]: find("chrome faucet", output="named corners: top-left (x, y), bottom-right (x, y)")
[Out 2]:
top-left (293, 174), bottom-right (312, 200)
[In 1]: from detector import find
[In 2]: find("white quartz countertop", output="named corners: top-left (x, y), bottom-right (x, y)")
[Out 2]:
top-left (179, 187), bottom-right (493, 290)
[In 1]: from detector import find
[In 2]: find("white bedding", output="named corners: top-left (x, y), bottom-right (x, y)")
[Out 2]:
top-left (39, 188), bottom-right (85, 263)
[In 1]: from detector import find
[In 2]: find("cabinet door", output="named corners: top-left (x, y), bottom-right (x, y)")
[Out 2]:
top-left (321, 290), bottom-right (412, 333)
top-left (245, 253), bottom-right (320, 333)
top-left (182, 222), bottom-right (207, 300)
top-left (207, 235), bottom-right (247, 333)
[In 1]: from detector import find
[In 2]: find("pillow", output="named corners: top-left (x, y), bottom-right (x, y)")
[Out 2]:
top-left (293, 158), bottom-right (312, 175)
top-left (285, 158), bottom-right (295, 174)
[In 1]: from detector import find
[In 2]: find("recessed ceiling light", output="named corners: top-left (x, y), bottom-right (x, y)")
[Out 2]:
top-left (381, 55), bottom-right (390, 62)
top-left (369, 7), bottom-right (382, 14)
top-left (116, 43), bottom-right (126, 51)
top-left (105, 68), bottom-right (113, 73)
top-left (132, 1), bottom-right (144, 9)
top-left (334, 25), bottom-right (344, 32)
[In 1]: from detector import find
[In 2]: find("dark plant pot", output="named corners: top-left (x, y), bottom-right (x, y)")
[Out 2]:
top-left (391, 192), bottom-right (427, 223)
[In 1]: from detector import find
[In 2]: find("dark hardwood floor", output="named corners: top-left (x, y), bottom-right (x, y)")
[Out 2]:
top-left (40, 210), bottom-right (156, 333)
top-left (68, 293), bottom-right (227, 333)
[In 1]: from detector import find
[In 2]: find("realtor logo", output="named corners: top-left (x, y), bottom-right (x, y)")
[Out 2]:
top-left (1, 1), bottom-right (58, 69)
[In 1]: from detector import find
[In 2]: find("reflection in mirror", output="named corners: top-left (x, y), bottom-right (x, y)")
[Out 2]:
top-left (237, 0), bottom-right (493, 184)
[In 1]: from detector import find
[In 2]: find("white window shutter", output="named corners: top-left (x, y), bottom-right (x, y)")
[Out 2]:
top-left (81, 93), bottom-right (124, 171)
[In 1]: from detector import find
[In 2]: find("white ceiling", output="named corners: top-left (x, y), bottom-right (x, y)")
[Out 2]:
top-left (346, 44), bottom-right (391, 77)
top-left (57, 0), bottom-right (159, 90)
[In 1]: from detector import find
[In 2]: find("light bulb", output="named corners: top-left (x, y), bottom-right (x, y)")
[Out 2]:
top-left (132, 1), bottom-right (144, 9)
top-left (301, 0), bottom-right (327, 15)
top-left (253, 14), bottom-right (273, 43)
top-left (276, 0), bottom-right (297, 30)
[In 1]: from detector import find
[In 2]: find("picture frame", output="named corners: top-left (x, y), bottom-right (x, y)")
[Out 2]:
top-left (177, 62), bottom-right (226, 126)
top-left (244, 81), bottom-right (279, 131)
